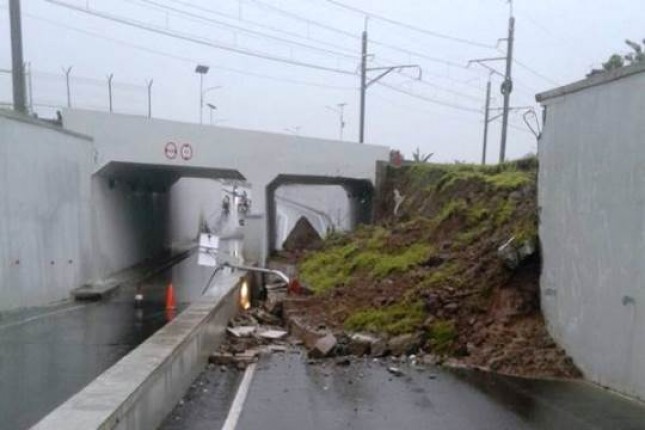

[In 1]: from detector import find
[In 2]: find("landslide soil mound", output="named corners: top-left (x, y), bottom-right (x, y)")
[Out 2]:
top-left (283, 159), bottom-right (580, 379)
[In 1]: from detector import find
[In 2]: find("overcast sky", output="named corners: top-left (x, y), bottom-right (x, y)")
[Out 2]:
top-left (1, 0), bottom-right (643, 162)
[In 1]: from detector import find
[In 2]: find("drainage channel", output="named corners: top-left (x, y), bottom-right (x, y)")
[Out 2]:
top-left (0, 256), bottom-right (195, 430)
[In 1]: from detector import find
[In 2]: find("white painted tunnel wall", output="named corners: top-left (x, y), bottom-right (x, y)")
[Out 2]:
top-left (539, 70), bottom-right (645, 400)
top-left (0, 115), bottom-right (93, 311)
top-left (0, 113), bottom-right (171, 311)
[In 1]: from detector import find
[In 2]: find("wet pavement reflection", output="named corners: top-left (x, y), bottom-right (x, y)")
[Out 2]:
top-left (0, 259), bottom-right (189, 430)
top-left (232, 352), bottom-right (645, 430)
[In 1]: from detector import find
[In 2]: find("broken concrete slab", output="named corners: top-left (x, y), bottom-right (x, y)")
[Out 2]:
top-left (309, 334), bottom-right (337, 359)
top-left (347, 333), bottom-right (381, 357)
top-left (288, 317), bottom-right (327, 349)
top-left (387, 333), bottom-right (422, 357)
top-left (257, 329), bottom-right (288, 340)
top-left (370, 338), bottom-right (388, 358)
top-left (227, 326), bottom-right (256, 338)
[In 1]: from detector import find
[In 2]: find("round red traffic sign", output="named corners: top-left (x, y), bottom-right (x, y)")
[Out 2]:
top-left (180, 143), bottom-right (193, 161)
top-left (164, 142), bottom-right (178, 160)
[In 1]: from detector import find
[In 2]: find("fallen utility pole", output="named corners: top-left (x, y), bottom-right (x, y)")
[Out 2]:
top-left (358, 20), bottom-right (421, 143)
top-left (9, 0), bottom-right (26, 113)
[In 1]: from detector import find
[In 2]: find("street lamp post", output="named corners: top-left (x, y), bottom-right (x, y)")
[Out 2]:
top-left (206, 103), bottom-right (217, 125)
top-left (195, 64), bottom-right (209, 124)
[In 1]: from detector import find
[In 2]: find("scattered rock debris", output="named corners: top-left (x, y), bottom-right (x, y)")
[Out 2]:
top-left (270, 160), bottom-right (581, 379)
top-left (387, 366), bottom-right (404, 377)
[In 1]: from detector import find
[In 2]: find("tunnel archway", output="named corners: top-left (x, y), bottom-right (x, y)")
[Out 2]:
top-left (93, 161), bottom-right (246, 278)
top-left (265, 174), bottom-right (374, 253)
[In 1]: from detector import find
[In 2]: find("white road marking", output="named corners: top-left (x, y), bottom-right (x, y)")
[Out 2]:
top-left (221, 362), bottom-right (257, 430)
top-left (0, 304), bottom-right (87, 331)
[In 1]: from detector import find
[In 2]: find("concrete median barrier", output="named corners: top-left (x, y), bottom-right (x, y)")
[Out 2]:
top-left (32, 275), bottom-right (241, 430)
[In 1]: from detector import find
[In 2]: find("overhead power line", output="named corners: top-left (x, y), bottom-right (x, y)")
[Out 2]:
top-left (21, 11), bottom-right (357, 91)
top-left (512, 57), bottom-right (561, 87)
top-left (44, 0), bottom-right (357, 76)
top-left (377, 81), bottom-right (482, 114)
top-left (324, 0), bottom-right (495, 49)
top-left (244, 0), bottom-right (478, 71)
top-left (160, 0), bottom-right (358, 56)
top-left (131, 0), bottom-right (358, 60)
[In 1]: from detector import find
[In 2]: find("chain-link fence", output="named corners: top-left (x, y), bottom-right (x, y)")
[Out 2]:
top-left (0, 67), bottom-right (150, 119)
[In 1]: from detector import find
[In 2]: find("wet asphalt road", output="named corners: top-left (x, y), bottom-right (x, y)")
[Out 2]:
top-left (160, 365), bottom-right (243, 430)
top-left (168, 351), bottom-right (645, 430)
top-left (234, 353), bottom-right (645, 430)
top-left (0, 271), bottom-right (180, 430)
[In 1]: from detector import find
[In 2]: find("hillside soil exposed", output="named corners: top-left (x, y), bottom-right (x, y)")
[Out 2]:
top-left (274, 159), bottom-right (580, 379)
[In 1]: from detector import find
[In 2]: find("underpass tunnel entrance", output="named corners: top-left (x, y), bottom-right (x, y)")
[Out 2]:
top-left (94, 162), bottom-right (247, 294)
top-left (266, 175), bottom-right (374, 253)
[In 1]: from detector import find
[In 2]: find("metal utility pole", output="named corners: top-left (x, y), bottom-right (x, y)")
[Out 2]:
top-left (107, 73), bottom-right (114, 113)
top-left (499, 15), bottom-right (515, 163)
top-left (146, 79), bottom-right (153, 118)
top-left (481, 76), bottom-right (492, 165)
top-left (359, 25), bottom-right (368, 143)
top-left (26, 61), bottom-right (33, 112)
top-left (358, 20), bottom-right (421, 144)
top-left (9, 0), bottom-right (26, 113)
top-left (326, 102), bottom-right (347, 140)
top-left (63, 66), bottom-right (72, 108)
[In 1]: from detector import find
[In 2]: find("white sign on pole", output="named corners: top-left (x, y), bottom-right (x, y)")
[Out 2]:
top-left (198, 233), bottom-right (219, 267)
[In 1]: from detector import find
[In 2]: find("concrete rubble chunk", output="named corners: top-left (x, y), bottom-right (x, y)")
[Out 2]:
top-left (227, 326), bottom-right (256, 338)
top-left (347, 333), bottom-right (384, 357)
top-left (288, 317), bottom-right (327, 349)
top-left (387, 366), bottom-right (404, 377)
top-left (257, 329), bottom-right (288, 340)
top-left (370, 338), bottom-right (388, 358)
top-left (251, 308), bottom-right (283, 326)
top-left (309, 334), bottom-right (337, 358)
top-left (387, 333), bottom-right (422, 357)
top-left (498, 236), bottom-right (537, 270)
top-left (264, 281), bottom-right (288, 314)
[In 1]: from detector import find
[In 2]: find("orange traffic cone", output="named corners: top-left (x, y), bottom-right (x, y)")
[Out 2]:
top-left (165, 283), bottom-right (177, 311)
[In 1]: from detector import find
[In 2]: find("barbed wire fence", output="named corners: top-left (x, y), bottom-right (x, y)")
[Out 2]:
top-left (0, 66), bottom-right (151, 119)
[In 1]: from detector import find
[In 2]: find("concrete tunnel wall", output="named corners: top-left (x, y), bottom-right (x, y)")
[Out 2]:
top-left (0, 112), bottom-right (93, 311)
top-left (61, 109), bottom-right (390, 264)
top-left (89, 175), bottom-right (169, 279)
top-left (537, 62), bottom-right (645, 400)
top-left (0, 112), bottom-right (172, 312)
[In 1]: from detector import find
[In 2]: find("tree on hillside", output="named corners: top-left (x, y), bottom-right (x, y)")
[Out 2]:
top-left (412, 147), bottom-right (433, 163)
top-left (588, 39), bottom-right (645, 77)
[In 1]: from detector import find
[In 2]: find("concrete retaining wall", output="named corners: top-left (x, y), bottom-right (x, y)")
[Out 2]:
top-left (0, 112), bottom-right (93, 311)
top-left (0, 111), bottom-right (171, 311)
top-left (32, 276), bottom-right (241, 430)
top-left (537, 62), bottom-right (645, 400)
